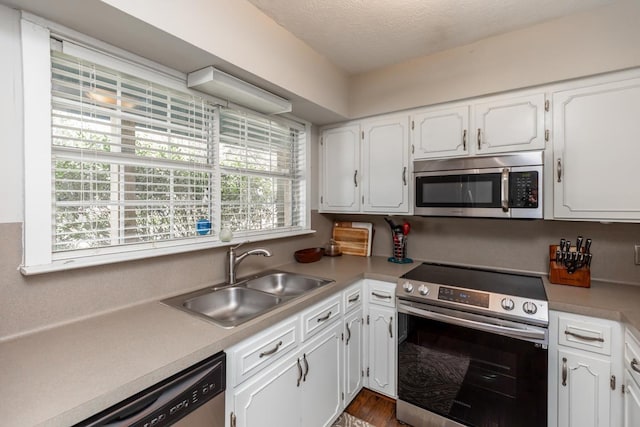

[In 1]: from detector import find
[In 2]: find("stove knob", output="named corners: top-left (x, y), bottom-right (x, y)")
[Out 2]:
top-left (418, 285), bottom-right (430, 296)
top-left (402, 281), bottom-right (414, 293)
top-left (522, 301), bottom-right (538, 315)
top-left (501, 298), bottom-right (515, 311)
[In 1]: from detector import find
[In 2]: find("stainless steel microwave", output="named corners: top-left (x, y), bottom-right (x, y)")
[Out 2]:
top-left (413, 151), bottom-right (543, 219)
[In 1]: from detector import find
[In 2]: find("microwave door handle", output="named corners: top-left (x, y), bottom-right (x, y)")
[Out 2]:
top-left (501, 168), bottom-right (509, 212)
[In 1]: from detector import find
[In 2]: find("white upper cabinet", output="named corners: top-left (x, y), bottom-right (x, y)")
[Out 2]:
top-left (411, 92), bottom-right (547, 160)
top-left (361, 116), bottom-right (410, 213)
top-left (552, 73), bottom-right (640, 221)
top-left (320, 124), bottom-right (361, 212)
top-left (411, 105), bottom-right (469, 159)
top-left (320, 116), bottom-right (411, 214)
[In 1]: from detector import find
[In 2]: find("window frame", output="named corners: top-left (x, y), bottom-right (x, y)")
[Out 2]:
top-left (20, 15), bottom-right (312, 275)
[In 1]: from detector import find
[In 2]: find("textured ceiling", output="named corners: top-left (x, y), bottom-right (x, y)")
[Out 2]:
top-left (247, 0), bottom-right (615, 74)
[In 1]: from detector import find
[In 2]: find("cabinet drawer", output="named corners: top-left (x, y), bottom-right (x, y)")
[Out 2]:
top-left (301, 294), bottom-right (341, 341)
top-left (558, 313), bottom-right (612, 355)
top-left (343, 282), bottom-right (363, 313)
top-left (626, 329), bottom-right (640, 385)
top-left (230, 317), bottom-right (298, 385)
top-left (366, 280), bottom-right (396, 308)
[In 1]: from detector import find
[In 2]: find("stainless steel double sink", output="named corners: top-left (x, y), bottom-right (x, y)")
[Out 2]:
top-left (162, 271), bottom-right (333, 328)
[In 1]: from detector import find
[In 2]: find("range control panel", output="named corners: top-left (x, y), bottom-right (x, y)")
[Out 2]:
top-left (398, 279), bottom-right (548, 326)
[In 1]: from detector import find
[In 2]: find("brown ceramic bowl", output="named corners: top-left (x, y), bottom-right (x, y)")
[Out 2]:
top-left (294, 247), bottom-right (325, 263)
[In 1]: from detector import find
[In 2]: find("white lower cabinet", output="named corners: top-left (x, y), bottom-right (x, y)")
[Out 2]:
top-left (343, 307), bottom-right (364, 404)
top-left (231, 322), bottom-right (342, 427)
top-left (624, 369), bottom-right (640, 427)
top-left (364, 280), bottom-right (397, 398)
top-left (549, 311), bottom-right (622, 427)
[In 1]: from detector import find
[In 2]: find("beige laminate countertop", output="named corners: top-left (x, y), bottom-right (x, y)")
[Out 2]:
top-left (1, 256), bottom-right (638, 426)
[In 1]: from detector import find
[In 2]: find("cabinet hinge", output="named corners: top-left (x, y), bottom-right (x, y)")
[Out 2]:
top-left (545, 129), bottom-right (550, 142)
top-left (230, 412), bottom-right (237, 427)
top-left (411, 144), bottom-right (414, 154)
top-left (411, 120), bottom-right (414, 130)
top-left (320, 136), bottom-right (323, 145)
top-left (362, 195), bottom-right (364, 204)
top-left (342, 392), bottom-right (345, 401)
top-left (341, 332), bottom-right (344, 341)
top-left (361, 131), bottom-right (364, 140)
top-left (545, 99), bottom-right (550, 112)
top-left (622, 384), bottom-right (626, 394)
top-left (362, 369), bottom-right (364, 378)
top-left (611, 375), bottom-right (616, 391)
top-left (367, 367), bottom-right (370, 377)
top-left (320, 196), bottom-right (323, 204)
top-left (367, 315), bottom-right (370, 325)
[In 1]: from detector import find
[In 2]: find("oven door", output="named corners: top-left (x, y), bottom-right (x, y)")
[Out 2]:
top-left (397, 300), bottom-right (547, 427)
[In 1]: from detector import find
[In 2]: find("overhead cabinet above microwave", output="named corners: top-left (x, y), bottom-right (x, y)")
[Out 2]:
top-left (411, 92), bottom-right (548, 160)
top-left (319, 116), bottom-right (411, 214)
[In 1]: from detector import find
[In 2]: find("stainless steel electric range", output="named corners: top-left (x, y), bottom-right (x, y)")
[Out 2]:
top-left (396, 262), bottom-right (549, 427)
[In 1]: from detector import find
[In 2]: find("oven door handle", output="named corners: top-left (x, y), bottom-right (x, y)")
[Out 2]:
top-left (398, 303), bottom-right (546, 342)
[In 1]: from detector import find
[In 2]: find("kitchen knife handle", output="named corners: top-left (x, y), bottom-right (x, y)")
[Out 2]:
top-left (402, 166), bottom-right (407, 186)
top-left (462, 129), bottom-right (467, 150)
top-left (501, 168), bottom-right (509, 212)
top-left (562, 357), bottom-right (568, 386)
top-left (354, 170), bottom-right (358, 187)
top-left (585, 238), bottom-right (592, 253)
top-left (477, 128), bottom-right (482, 149)
top-left (557, 158), bottom-right (562, 183)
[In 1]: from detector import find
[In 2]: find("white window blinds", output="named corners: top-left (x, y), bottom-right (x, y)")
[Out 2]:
top-left (219, 109), bottom-right (306, 235)
top-left (51, 50), bottom-right (217, 254)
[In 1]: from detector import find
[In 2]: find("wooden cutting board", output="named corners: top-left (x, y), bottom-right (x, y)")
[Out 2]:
top-left (332, 222), bottom-right (372, 256)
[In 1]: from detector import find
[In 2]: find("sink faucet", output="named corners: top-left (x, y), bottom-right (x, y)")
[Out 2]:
top-left (226, 242), bottom-right (272, 285)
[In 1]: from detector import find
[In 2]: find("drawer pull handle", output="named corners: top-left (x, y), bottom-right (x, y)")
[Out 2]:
top-left (372, 292), bottom-right (391, 300)
top-left (259, 340), bottom-right (283, 358)
top-left (562, 357), bottom-right (567, 386)
top-left (564, 330), bottom-right (604, 342)
top-left (632, 358), bottom-right (640, 374)
top-left (302, 353), bottom-right (309, 382)
top-left (317, 311), bottom-right (332, 322)
top-left (296, 358), bottom-right (302, 387)
top-left (345, 322), bottom-right (352, 345)
top-left (348, 294), bottom-right (360, 303)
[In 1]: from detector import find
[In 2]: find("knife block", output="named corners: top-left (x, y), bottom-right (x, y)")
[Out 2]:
top-left (548, 245), bottom-right (591, 288)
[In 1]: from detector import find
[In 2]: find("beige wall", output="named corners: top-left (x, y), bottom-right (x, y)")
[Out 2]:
top-left (349, 0), bottom-right (640, 118)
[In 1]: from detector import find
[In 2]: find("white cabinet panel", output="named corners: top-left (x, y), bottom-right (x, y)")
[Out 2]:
top-left (553, 76), bottom-right (640, 220)
top-left (344, 307), bottom-right (364, 404)
top-left (411, 106), bottom-right (469, 159)
top-left (368, 305), bottom-right (395, 397)
top-left (362, 116), bottom-right (410, 213)
top-left (320, 125), bottom-right (360, 212)
top-left (624, 370), bottom-right (640, 427)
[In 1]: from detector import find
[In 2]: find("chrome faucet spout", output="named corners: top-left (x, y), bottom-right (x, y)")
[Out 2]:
top-left (226, 244), bottom-right (272, 285)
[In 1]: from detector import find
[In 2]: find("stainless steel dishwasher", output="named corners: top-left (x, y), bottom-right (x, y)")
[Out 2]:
top-left (74, 351), bottom-right (226, 427)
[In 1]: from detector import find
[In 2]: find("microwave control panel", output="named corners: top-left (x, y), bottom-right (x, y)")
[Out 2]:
top-left (510, 171), bottom-right (538, 208)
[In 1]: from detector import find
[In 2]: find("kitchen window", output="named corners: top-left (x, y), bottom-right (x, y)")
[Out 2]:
top-left (20, 18), bottom-right (309, 274)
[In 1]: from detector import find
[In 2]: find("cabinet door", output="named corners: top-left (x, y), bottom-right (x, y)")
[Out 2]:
top-left (232, 355), bottom-right (301, 427)
top-left (624, 370), bottom-right (640, 427)
top-left (557, 348), bottom-right (611, 427)
top-left (344, 307), bottom-right (364, 404)
top-left (473, 93), bottom-right (546, 154)
top-left (553, 77), bottom-right (640, 220)
top-left (301, 322), bottom-right (343, 427)
top-left (368, 305), bottom-right (396, 398)
top-left (361, 116), bottom-right (410, 213)
top-left (320, 125), bottom-right (360, 212)
top-left (411, 105), bottom-right (469, 159)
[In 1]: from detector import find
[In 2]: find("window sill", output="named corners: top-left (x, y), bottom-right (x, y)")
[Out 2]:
top-left (20, 229), bottom-right (316, 276)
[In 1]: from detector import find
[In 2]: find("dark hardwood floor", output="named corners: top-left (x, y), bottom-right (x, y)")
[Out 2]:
top-left (345, 388), bottom-right (411, 427)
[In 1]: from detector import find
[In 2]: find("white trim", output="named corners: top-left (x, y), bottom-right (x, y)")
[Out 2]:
top-left (21, 229), bottom-right (316, 275)
top-left (21, 18), bottom-right (52, 267)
